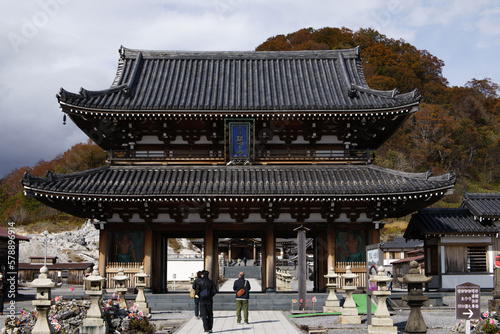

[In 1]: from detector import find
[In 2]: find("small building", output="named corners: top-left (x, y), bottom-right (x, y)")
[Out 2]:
top-left (405, 192), bottom-right (500, 290)
top-left (0, 226), bottom-right (29, 298)
top-left (380, 236), bottom-right (423, 270)
top-left (18, 256), bottom-right (93, 285)
top-left (390, 252), bottom-right (424, 289)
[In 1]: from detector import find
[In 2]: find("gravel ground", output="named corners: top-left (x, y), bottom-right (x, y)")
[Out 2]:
top-left (1, 290), bottom-right (492, 333)
top-left (285, 295), bottom-right (490, 334)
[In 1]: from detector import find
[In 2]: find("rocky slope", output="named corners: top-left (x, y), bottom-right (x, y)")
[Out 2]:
top-left (19, 220), bottom-right (100, 263)
top-left (18, 220), bottom-right (201, 265)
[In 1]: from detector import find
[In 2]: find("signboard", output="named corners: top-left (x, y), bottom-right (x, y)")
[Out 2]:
top-left (225, 119), bottom-right (255, 164)
top-left (495, 254), bottom-right (500, 268)
top-left (366, 244), bottom-right (383, 292)
top-left (456, 282), bottom-right (481, 320)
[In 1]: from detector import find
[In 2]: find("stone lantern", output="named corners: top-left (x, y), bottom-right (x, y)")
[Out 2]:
top-left (368, 266), bottom-right (397, 333)
top-left (323, 267), bottom-right (341, 313)
top-left (82, 268), bottom-right (108, 334)
top-left (397, 260), bottom-right (432, 334)
top-left (283, 271), bottom-right (293, 291)
top-left (339, 265), bottom-right (361, 324)
top-left (111, 268), bottom-right (129, 309)
top-left (134, 266), bottom-right (150, 314)
top-left (28, 266), bottom-right (55, 334)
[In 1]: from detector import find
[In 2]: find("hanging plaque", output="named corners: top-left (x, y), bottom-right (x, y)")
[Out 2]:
top-left (225, 119), bottom-right (254, 164)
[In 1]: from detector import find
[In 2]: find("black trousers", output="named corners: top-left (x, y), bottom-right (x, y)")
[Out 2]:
top-left (200, 300), bottom-right (214, 331)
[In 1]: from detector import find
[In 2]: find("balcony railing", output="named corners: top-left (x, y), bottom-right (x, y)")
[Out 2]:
top-left (108, 149), bottom-right (371, 163)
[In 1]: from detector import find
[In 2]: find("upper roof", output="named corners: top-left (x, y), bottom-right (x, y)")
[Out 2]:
top-left (57, 46), bottom-right (421, 113)
top-left (461, 192), bottom-right (500, 221)
top-left (404, 208), bottom-right (499, 240)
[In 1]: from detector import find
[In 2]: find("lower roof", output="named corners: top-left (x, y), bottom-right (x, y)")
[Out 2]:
top-left (22, 164), bottom-right (455, 199)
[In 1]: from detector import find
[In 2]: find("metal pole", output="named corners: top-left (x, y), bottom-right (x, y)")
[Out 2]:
top-left (43, 230), bottom-right (48, 267)
top-left (294, 225), bottom-right (310, 311)
top-left (466, 319), bottom-right (470, 334)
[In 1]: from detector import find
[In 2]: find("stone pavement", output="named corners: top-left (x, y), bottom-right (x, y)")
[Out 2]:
top-left (174, 310), bottom-right (301, 334)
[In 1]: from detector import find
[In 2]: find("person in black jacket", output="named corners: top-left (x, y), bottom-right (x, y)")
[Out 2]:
top-left (233, 271), bottom-right (251, 324)
top-left (195, 270), bottom-right (217, 333)
top-left (192, 271), bottom-right (203, 319)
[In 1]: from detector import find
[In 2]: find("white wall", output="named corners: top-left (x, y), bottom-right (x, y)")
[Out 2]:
top-left (166, 258), bottom-right (204, 281)
top-left (441, 274), bottom-right (493, 290)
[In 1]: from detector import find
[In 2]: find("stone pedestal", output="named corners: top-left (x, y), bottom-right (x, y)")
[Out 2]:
top-left (339, 266), bottom-right (361, 324)
top-left (28, 266), bottom-right (55, 334)
top-left (134, 266), bottom-right (151, 314)
top-left (323, 267), bottom-right (341, 313)
top-left (81, 268), bottom-right (108, 334)
top-left (397, 261), bottom-right (432, 334)
top-left (368, 266), bottom-right (397, 334)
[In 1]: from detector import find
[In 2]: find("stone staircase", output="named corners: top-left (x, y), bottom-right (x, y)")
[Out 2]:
top-left (145, 292), bottom-right (330, 311)
top-left (223, 265), bottom-right (261, 279)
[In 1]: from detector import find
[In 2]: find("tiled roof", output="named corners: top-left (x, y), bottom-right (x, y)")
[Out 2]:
top-left (461, 192), bottom-right (500, 220)
top-left (22, 165), bottom-right (455, 199)
top-left (18, 263), bottom-right (93, 270)
top-left (57, 47), bottom-right (420, 112)
top-left (0, 226), bottom-right (30, 241)
top-left (390, 254), bottom-right (424, 264)
top-left (380, 236), bottom-right (423, 249)
top-left (405, 208), bottom-right (499, 239)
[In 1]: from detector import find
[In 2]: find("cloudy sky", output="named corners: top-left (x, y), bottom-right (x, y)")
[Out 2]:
top-left (1, 0), bottom-right (499, 178)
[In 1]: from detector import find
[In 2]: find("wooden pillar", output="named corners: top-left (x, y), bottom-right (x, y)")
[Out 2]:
top-left (98, 229), bottom-right (108, 284)
top-left (253, 242), bottom-right (257, 261)
top-left (371, 228), bottom-right (380, 244)
top-left (327, 224), bottom-right (336, 270)
top-left (317, 233), bottom-right (328, 292)
top-left (295, 225), bottom-right (310, 310)
top-left (205, 225), bottom-right (214, 280)
top-left (144, 225), bottom-right (153, 288)
top-left (265, 224), bottom-right (275, 292)
top-left (151, 230), bottom-right (162, 292)
top-left (228, 241), bottom-right (232, 262)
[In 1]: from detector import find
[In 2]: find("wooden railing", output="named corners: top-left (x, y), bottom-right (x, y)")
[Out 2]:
top-left (105, 262), bottom-right (149, 289)
top-left (335, 262), bottom-right (367, 289)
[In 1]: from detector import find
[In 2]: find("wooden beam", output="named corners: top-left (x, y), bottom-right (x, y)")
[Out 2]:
top-left (143, 225), bottom-right (153, 288)
top-left (265, 223), bottom-right (276, 292)
top-left (204, 224), bottom-right (214, 280)
top-left (98, 229), bottom-right (108, 286)
top-left (327, 224), bottom-right (336, 270)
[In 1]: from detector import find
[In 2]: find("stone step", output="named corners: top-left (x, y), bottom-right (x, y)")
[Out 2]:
top-left (144, 292), bottom-right (331, 311)
top-left (223, 266), bottom-right (261, 279)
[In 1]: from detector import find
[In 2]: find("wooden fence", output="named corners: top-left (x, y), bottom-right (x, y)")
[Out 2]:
top-left (335, 262), bottom-right (367, 289)
top-left (105, 262), bottom-right (149, 289)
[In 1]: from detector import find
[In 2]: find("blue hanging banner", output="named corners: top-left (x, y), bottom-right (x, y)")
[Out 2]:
top-left (225, 119), bottom-right (254, 164)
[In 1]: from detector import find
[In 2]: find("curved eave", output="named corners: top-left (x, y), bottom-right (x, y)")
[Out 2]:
top-left (22, 165), bottom-right (456, 204)
top-left (59, 101), bottom-right (420, 118)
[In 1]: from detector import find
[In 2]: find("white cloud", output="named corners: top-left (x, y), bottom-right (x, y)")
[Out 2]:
top-left (0, 0), bottom-right (499, 177)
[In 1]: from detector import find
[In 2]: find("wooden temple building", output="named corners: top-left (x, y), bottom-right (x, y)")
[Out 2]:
top-left (22, 46), bottom-right (456, 292)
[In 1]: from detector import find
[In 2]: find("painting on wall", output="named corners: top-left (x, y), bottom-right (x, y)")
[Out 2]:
top-left (111, 231), bottom-right (144, 263)
top-left (336, 231), bottom-right (365, 263)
